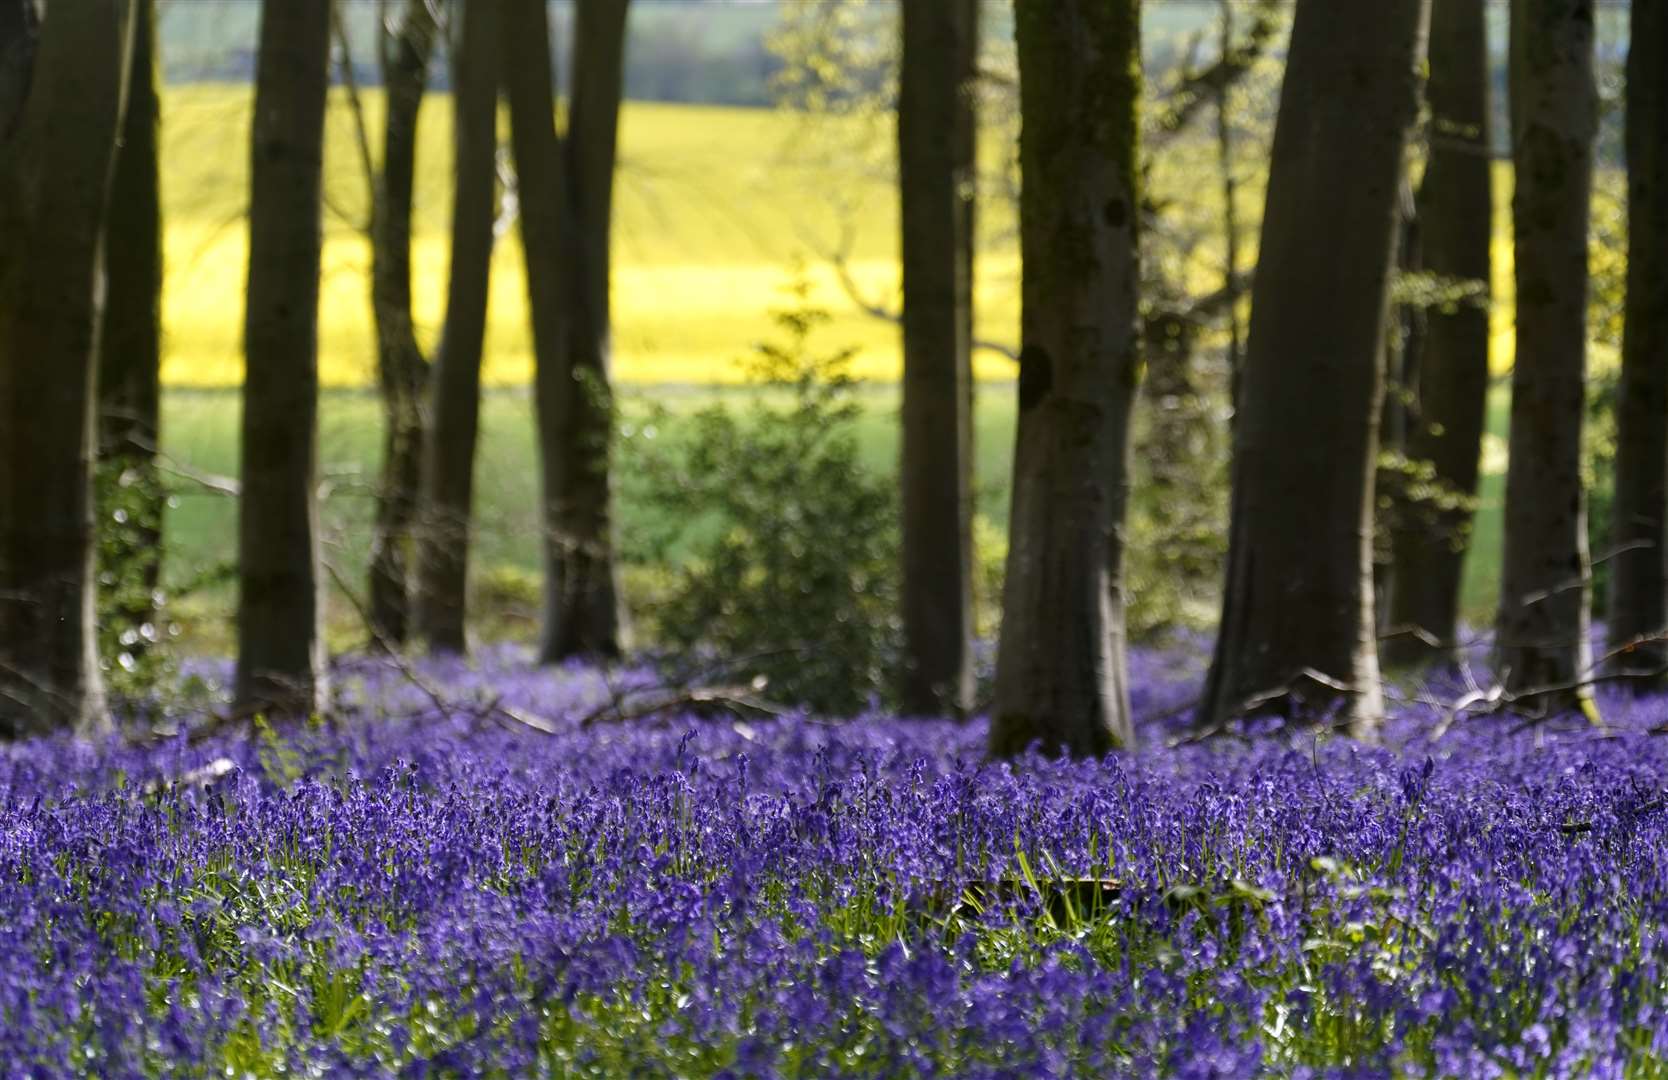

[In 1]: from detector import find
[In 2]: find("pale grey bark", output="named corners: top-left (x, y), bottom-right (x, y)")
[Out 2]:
top-left (235, 0), bottom-right (330, 715)
top-left (1494, 0), bottom-right (1596, 706)
top-left (0, 0), bottom-right (132, 737)
top-left (990, 0), bottom-right (1141, 758)
top-left (1200, 0), bottom-right (1429, 735)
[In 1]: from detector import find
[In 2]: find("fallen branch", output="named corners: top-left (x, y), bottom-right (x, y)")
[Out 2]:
top-left (577, 683), bottom-right (788, 728)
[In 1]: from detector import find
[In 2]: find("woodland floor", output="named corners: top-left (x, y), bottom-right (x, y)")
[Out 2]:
top-left (2, 643), bottom-right (1663, 1076)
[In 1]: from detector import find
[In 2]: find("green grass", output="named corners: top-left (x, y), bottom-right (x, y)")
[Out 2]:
top-left (156, 383), bottom-right (1513, 651)
top-left (156, 386), bottom-right (1021, 646)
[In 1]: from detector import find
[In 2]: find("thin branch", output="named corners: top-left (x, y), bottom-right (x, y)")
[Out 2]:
top-left (822, 219), bottom-right (1021, 363)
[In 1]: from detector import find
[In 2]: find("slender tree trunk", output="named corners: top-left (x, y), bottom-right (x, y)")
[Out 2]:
top-left (990, 0), bottom-right (1141, 758)
top-left (0, 0), bottom-right (33, 141)
top-left (538, 0), bottom-right (628, 663)
top-left (1385, 0), bottom-right (1493, 668)
top-left (1606, 0), bottom-right (1668, 688)
top-left (898, 0), bottom-right (974, 716)
top-left (1494, 0), bottom-right (1596, 706)
top-left (1216, 0), bottom-right (1243, 420)
top-left (1375, 183), bottom-right (1422, 625)
top-left (956, 0), bottom-right (978, 626)
top-left (1199, 0), bottom-right (1427, 736)
top-left (235, 0), bottom-right (330, 715)
top-left (0, 0), bottom-right (131, 737)
top-left (97, 0), bottom-right (162, 663)
top-left (414, 0), bottom-right (502, 655)
top-left (367, 0), bottom-right (437, 649)
top-left (501, 0), bottom-right (584, 659)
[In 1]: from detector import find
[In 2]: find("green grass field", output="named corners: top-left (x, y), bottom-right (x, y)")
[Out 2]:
top-left (154, 383), bottom-right (1511, 652)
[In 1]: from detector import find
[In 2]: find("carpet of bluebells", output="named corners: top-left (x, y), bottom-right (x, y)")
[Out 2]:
top-left (6, 645), bottom-right (1668, 1078)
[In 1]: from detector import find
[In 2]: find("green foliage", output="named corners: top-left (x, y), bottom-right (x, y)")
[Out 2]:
top-left (1125, 316), bottom-right (1232, 638)
top-left (1589, 170), bottom-right (1629, 353)
top-left (621, 279), bottom-right (902, 715)
top-left (1585, 366), bottom-right (1620, 616)
top-left (1375, 450), bottom-right (1482, 563)
top-left (94, 459), bottom-right (176, 701)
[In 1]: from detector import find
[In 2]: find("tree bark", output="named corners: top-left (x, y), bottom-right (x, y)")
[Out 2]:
top-left (0, 0), bottom-right (33, 142)
top-left (537, 0), bottom-right (628, 663)
top-left (97, 0), bottom-right (162, 662)
top-left (1385, 0), bottom-right (1493, 669)
top-left (1494, 0), bottom-right (1596, 706)
top-left (414, 0), bottom-right (502, 655)
top-left (1606, 0), bottom-right (1668, 689)
top-left (366, 0), bottom-right (437, 649)
top-left (235, 0), bottom-right (330, 716)
top-left (0, 0), bottom-right (131, 737)
top-left (1199, 0), bottom-right (1428, 736)
top-left (898, 0), bottom-right (975, 717)
top-left (501, 0), bottom-right (579, 652)
top-left (1216, 0), bottom-right (1243, 421)
top-left (990, 0), bottom-right (1141, 758)
top-left (956, 0), bottom-right (978, 633)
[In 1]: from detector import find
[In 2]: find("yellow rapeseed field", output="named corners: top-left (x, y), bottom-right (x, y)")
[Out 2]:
top-left (160, 85), bottom-right (1535, 388)
top-left (161, 86), bottom-right (1028, 387)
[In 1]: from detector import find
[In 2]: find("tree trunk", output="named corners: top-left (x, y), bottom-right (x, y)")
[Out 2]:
top-left (1374, 183), bottom-right (1423, 628)
top-left (1216, 0), bottom-right (1243, 421)
top-left (1199, 0), bottom-right (1427, 736)
top-left (956, 0), bottom-right (978, 631)
top-left (537, 0), bottom-right (628, 663)
top-left (501, 0), bottom-right (582, 652)
top-left (235, 0), bottom-right (330, 716)
top-left (0, 0), bottom-right (34, 141)
top-left (414, 0), bottom-right (502, 655)
top-left (898, 0), bottom-right (975, 716)
top-left (0, 0), bottom-right (130, 737)
top-left (97, 0), bottom-right (162, 664)
top-left (1385, 0), bottom-right (1493, 669)
top-left (1494, 0), bottom-right (1596, 706)
top-left (990, 0), bottom-right (1141, 758)
top-left (366, 0), bottom-right (437, 649)
top-left (1606, 0), bottom-right (1668, 689)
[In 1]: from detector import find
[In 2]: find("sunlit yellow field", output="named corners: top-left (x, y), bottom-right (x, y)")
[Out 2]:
top-left (161, 86), bottom-right (1030, 386)
top-left (160, 85), bottom-right (1588, 388)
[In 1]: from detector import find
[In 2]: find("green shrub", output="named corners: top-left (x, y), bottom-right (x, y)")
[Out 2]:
top-left (94, 459), bottom-right (176, 701)
top-left (620, 279), bottom-right (901, 715)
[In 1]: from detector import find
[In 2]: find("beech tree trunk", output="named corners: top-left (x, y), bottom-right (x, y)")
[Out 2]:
top-left (537, 0), bottom-right (628, 663)
top-left (1385, 0), bottom-right (1493, 669)
top-left (1494, 0), bottom-right (1596, 706)
top-left (97, 0), bottom-right (163, 661)
top-left (0, 0), bottom-right (130, 737)
top-left (990, 0), bottom-right (1141, 758)
top-left (956, 0), bottom-right (978, 578)
top-left (366, 0), bottom-right (437, 649)
top-left (235, 0), bottom-right (330, 716)
top-left (1606, 0), bottom-right (1668, 689)
top-left (898, 0), bottom-right (975, 717)
top-left (1216, 0), bottom-right (1243, 416)
top-left (414, 0), bottom-right (502, 655)
top-left (1199, 0), bottom-right (1428, 736)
